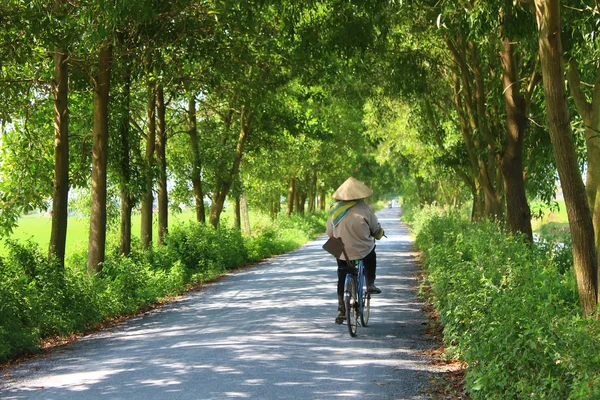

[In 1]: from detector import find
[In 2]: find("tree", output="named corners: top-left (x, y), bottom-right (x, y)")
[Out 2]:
top-left (48, 0), bottom-right (70, 266)
top-left (534, 0), bottom-right (597, 313)
top-left (563, 3), bottom-right (600, 268)
top-left (156, 83), bottom-right (167, 245)
top-left (188, 95), bottom-right (206, 223)
top-left (498, 2), bottom-right (539, 242)
top-left (117, 59), bottom-right (134, 256)
top-left (87, 41), bottom-right (113, 275)
top-left (140, 63), bottom-right (156, 248)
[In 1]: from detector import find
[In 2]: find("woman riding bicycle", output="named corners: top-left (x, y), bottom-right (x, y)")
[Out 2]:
top-left (326, 177), bottom-right (385, 324)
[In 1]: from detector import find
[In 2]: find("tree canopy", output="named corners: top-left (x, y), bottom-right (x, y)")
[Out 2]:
top-left (1, 0), bottom-right (599, 311)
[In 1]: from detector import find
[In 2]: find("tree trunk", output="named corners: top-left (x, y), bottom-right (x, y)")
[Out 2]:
top-left (566, 59), bottom-right (600, 257)
top-left (188, 96), bottom-right (205, 223)
top-left (499, 35), bottom-right (533, 242)
top-left (449, 39), bottom-right (503, 220)
top-left (535, 0), bottom-right (598, 313)
top-left (156, 84), bottom-right (167, 245)
top-left (308, 170), bottom-right (317, 213)
top-left (452, 72), bottom-right (486, 221)
top-left (299, 192), bottom-right (307, 215)
top-left (319, 189), bottom-right (326, 211)
top-left (119, 62), bottom-right (133, 256)
top-left (241, 193), bottom-right (251, 235)
top-left (49, 39), bottom-right (69, 266)
top-left (586, 126), bottom-right (600, 247)
top-left (209, 192), bottom-right (225, 228)
top-left (209, 106), bottom-right (253, 228)
top-left (234, 194), bottom-right (241, 230)
top-left (286, 177), bottom-right (295, 217)
top-left (87, 42), bottom-right (112, 275)
top-left (141, 75), bottom-right (156, 248)
top-left (294, 189), bottom-right (301, 214)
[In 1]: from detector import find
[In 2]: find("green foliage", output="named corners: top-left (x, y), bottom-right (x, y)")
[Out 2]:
top-left (245, 211), bottom-right (328, 261)
top-left (165, 222), bottom-right (247, 276)
top-left (413, 208), bottom-right (600, 399)
top-left (0, 211), bottom-right (325, 363)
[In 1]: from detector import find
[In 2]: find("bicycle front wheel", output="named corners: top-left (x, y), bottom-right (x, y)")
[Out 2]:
top-left (361, 275), bottom-right (370, 327)
top-left (344, 274), bottom-right (358, 337)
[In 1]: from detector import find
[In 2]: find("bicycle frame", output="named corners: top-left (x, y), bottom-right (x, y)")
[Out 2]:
top-left (343, 258), bottom-right (368, 337)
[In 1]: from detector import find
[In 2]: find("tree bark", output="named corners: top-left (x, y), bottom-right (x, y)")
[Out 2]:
top-left (299, 192), bottom-right (307, 215)
top-left (119, 62), bottom-right (133, 256)
top-left (287, 177), bottom-right (295, 217)
top-left (49, 37), bottom-right (69, 266)
top-left (241, 193), bottom-right (251, 235)
top-left (499, 34), bottom-right (533, 242)
top-left (188, 96), bottom-right (205, 223)
top-left (535, 0), bottom-right (598, 313)
top-left (308, 170), bottom-right (317, 213)
top-left (141, 74), bottom-right (156, 248)
top-left (294, 188), bottom-right (301, 215)
top-left (156, 84), bottom-right (167, 245)
top-left (87, 42), bottom-right (112, 275)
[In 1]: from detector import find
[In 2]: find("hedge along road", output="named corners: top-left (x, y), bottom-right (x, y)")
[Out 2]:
top-left (1, 207), bottom-right (443, 399)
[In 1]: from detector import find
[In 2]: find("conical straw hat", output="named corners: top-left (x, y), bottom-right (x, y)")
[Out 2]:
top-left (332, 177), bottom-right (373, 201)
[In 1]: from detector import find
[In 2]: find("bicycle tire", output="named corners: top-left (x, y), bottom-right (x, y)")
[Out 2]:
top-left (344, 274), bottom-right (358, 337)
top-left (361, 275), bottom-right (370, 327)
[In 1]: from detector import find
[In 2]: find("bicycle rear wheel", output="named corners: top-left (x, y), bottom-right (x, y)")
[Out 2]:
top-left (344, 274), bottom-right (358, 337)
top-left (361, 275), bottom-right (370, 327)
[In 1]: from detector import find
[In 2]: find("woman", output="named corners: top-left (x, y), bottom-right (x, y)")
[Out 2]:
top-left (326, 177), bottom-right (385, 324)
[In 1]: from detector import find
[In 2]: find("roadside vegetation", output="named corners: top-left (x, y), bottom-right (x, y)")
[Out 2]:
top-left (0, 211), bottom-right (328, 364)
top-left (408, 205), bottom-right (600, 399)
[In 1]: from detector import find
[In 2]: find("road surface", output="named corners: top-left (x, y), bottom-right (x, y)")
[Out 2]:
top-left (1, 207), bottom-right (441, 399)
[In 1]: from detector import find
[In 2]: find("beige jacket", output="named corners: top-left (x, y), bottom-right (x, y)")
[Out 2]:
top-left (326, 202), bottom-right (382, 260)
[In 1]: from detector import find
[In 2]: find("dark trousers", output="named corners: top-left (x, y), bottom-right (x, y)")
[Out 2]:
top-left (336, 247), bottom-right (376, 297)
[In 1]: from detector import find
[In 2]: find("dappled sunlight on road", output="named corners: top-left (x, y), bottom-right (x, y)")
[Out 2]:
top-left (11, 369), bottom-right (130, 393)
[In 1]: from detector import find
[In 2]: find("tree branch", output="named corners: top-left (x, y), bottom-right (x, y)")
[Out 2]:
top-left (525, 59), bottom-right (541, 113)
top-left (130, 117), bottom-right (147, 140)
top-left (565, 57), bottom-right (592, 123)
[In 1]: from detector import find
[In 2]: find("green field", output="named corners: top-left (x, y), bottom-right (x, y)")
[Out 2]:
top-left (0, 209), bottom-right (214, 258)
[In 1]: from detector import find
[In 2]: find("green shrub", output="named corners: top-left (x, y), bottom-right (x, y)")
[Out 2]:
top-left (413, 209), bottom-right (600, 399)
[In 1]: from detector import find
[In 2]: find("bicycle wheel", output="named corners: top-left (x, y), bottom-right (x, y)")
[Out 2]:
top-left (361, 275), bottom-right (370, 327)
top-left (344, 274), bottom-right (358, 337)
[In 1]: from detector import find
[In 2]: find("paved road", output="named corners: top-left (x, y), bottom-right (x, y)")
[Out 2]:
top-left (1, 207), bottom-right (440, 399)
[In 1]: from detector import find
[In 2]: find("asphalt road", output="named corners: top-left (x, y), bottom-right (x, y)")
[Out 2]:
top-left (1, 207), bottom-right (441, 399)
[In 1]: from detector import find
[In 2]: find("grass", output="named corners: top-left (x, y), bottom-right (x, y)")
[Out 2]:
top-left (0, 208), bottom-right (227, 258)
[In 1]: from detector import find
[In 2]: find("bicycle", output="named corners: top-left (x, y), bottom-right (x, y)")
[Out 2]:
top-left (343, 258), bottom-right (370, 337)
top-left (322, 236), bottom-right (371, 337)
